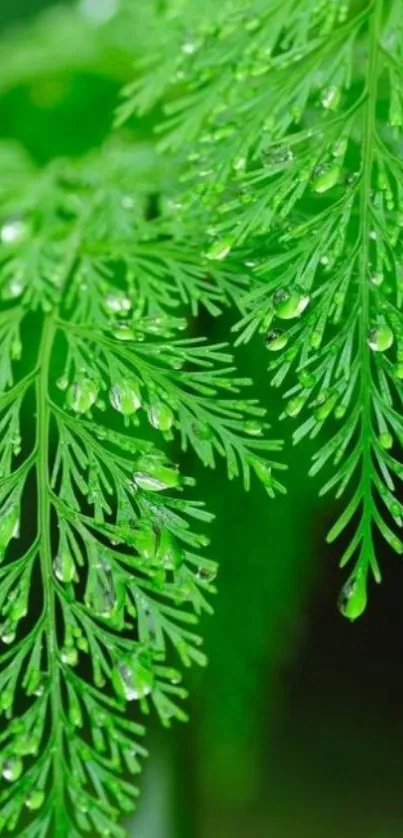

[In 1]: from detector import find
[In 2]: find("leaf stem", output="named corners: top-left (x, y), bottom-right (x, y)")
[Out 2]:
top-left (36, 310), bottom-right (64, 823)
top-left (358, 0), bottom-right (383, 575)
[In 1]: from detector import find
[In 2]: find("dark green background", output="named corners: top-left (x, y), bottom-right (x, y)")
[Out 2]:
top-left (1, 3), bottom-right (403, 836)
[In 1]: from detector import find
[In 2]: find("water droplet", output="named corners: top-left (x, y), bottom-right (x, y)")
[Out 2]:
top-left (394, 362), bottom-right (403, 380)
top-left (205, 237), bottom-right (233, 261)
top-left (56, 375), bottom-right (69, 391)
top-left (61, 647), bottom-right (78, 667)
top-left (121, 195), bottom-right (135, 210)
top-left (25, 790), bottom-right (45, 811)
top-left (114, 660), bottom-right (154, 702)
top-left (314, 392), bottom-right (338, 422)
top-left (182, 41), bottom-right (197, 55)
top-left (312, 165), bottom-right (341, 193)
top-left (113, 324), bottom-right (135, 341)
top-left (334, 405), bottom-right (346, 419)
top-left (265, 328), bottom-right (288, 351)
top-left (367, 325), bottom-right (394, 352)
top-left (110, 380), bottom-right (141, 415)
top-left (157, 529), bottom-right (183, 570)
top-left (53, 553), bottom-right (75, 584)
top-left (321, 86), bottom-right (341, 110)
top-left (0, 624), bottom-right (16, 645)
top-left (273, 287), bottom-right (310, 320)
top-left (370, 272), bottom-right (384, 286)
top-left (147, 401), bottom-right (174, 432)
top-left (285, 396), bottom-right (305, 417)
top-left (104, 292), bottom-right (132, 315)
top-left (244, 420), bottom-right (263, 436)
top-left (338, 569), bottom-right (367, 621)
top-left (132, 525), bottom-right (157, 559)
top-left (379, 432), bottom-right (393, 450)
top-left (133, 458), bottom-right (181, 492)
top-left (67, 379), bottom-right (99, 414)
top-left (2, 278), bottom-right (24, 300)
top-left (197, 565), bottom-right (217, 584)
top-left (2, 757), bottom-right (23, 782)
top-left (251, 459), bottom-right (273, 489)
top-left (0, 503), bottom-right (20, 557)
top-left (0, 217), bottom-right (29, 246)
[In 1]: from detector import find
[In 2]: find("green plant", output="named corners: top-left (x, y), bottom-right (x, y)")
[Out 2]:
top-left (0, 113), bottom-right (283, 838)
top-left (1, 0), bottom-right (401, 833)
top-left (122, 0), bottom-right (403, 621)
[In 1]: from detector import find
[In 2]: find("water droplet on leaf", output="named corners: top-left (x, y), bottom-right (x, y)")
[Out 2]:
top-left (53, 552), bottom-right (75, 584)
top-left (312, 165), bottom-right (341, 193)
top-left (265, 328), bottom-right (288, 350)
top-left (104, 292), bottom-right (132, 315)
top-left (147, 401), bottom-right (174, 432)
top-left (0, 217), bottom-right (29, 246)
top-left (368, 325), bottom-right (394, 352)
top-left (67, 379), bottom-right (99, 414)
top-left (2, 757), bottom-right (23, 782)
top-left (25, 790), bottom-right (45, 811)
top-left (61, 647), bottom-right (78, 667)
top-left (379, 432), bottom-right (393, 450)
top-left (338, 569), bottom-right (367, 621)
top-left (273, 287), bottom-right (310, 320)
top-left (113, 660), bottom-right (154, 702)
top-left (110, 380), bottom-right (141, 415)
top-left (205, 237), bottom-right (233, 261)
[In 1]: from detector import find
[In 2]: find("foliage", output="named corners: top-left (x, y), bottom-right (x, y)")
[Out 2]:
top-left (0, 120), bottom-right (283, 834)
top-left (122, 0), bottom-right (403, 620)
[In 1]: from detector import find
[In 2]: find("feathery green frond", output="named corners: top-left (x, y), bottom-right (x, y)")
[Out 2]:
top-left (0, 135), bottom-right (282, 835)
top-left (123, 0), bottom-right (403, 618)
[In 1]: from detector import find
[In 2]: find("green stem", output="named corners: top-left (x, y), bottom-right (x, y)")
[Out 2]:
top-left (36, 310), bottom-right (64, 821)
top-left (358, 0), bottom-right (382, 572)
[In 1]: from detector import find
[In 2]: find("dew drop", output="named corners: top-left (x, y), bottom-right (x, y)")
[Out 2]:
top-left (113, 324), bottom-right (135, 341)
top-left (285, 396), bottom-right (305, 417)
top-left (265, 328), bottom-right (288, 351)
top-left (370, 272), bottom-right (384, 287)
top-left (25, 790), bottom-right (45, 811)
top-left (133, 458), bottom-right (181, 492)
top-left (205, 237), bottom-right (233, 261)
top-left (104, 292), bottom-right (132, 315)
top-left (157, 530), bottom-right (183, 571)
top-left (244, 420), bottom-right (263, 436)
top-left (312, 165), bottom-right (341, 193)
top-left (147, 401), bottom-right (174, 432)
top-left (110, 380), bottom-right (141, 415)
top-left (338, 569), bottom-right (367, 621)
top-left (0, 624), bottom-right (16, 645)
top-left (60, 647), bottom-right (78, 667)
top-left (56, 375), bottom-right (69, 391)
top-left (53, 553), bottom-right (75, 584)
top-left (379, 432), bottom-right (393, 450)
top-left (114, 661), bottom-right (154, 702)
top-left (2, 278), bottom-right (24, 300)
top-left (67, 379), bottom-right (99, 414)
top-left (367, 325), bottom-right (394, 352)
top-left (273, 287), bottom-right (310, 320)
top-left (0, 217), bottom-right (29, 246)
top-left (2, 757), bottom-right (23, 782)
top-left (0, 503), bottom-right (20, 555)
top-left (321, 86), bottom-right (341, 110)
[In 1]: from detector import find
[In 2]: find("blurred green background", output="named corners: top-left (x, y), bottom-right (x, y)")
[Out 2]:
top-left (2, 2), bottom-right (403, 836)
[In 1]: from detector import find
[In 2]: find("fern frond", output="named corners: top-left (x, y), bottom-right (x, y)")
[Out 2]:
top-left (124, 0), bottom-right (403, 618)
top-left (0, 135), bottom-right (283, 834)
